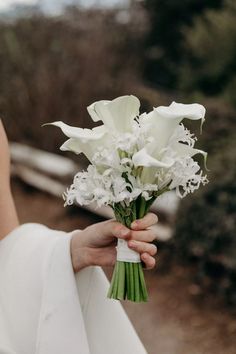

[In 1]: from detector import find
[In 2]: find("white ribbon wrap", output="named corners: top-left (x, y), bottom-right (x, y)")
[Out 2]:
top-left (116, 239), bottom-right (141, 263)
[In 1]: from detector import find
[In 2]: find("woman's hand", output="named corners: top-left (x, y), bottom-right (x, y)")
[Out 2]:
top-left (70, 213), bottom-right (158, 273)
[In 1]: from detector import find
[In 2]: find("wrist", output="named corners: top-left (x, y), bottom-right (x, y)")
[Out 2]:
top-left (70, 232), bottom-right (91, 273)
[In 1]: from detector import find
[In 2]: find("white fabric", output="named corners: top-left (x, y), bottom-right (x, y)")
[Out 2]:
top-left (116, 239), bottom-right (140, 263)
top-left (0, 223), bottom-right (147, 354)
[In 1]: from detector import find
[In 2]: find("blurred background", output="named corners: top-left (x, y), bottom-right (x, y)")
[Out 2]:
top-left (1, 1), bottom-right (236, 353)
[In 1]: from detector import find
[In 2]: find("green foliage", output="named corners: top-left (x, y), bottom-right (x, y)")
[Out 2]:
top-left (143, 0), bottom-right (223, 88)
top-left (143, 0), bottom-right (236, 303)
top-left (174, 129), bottom-right (236, 305)
top-left (180, 0), bottom-right (236, 105)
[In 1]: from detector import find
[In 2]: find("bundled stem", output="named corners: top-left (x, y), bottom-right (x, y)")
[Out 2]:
top-left (107, 195), bottom-right (157, 302)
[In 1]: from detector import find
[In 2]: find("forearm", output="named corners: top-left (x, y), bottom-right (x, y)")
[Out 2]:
top-left (0, 184), bottom-right (19, 240)
top-left (0, 120), bottom-right (19, 240)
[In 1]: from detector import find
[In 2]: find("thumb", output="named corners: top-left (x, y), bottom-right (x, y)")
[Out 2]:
top-left (102, 220), bottom-right (131, 240)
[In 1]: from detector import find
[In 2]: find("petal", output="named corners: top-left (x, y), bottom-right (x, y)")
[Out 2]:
top-left (141, 109), bottom-right (183, 155)
top-left (156, 102), bottom-right (206, 121)
top-left (140, 167), bottom-right (158, 184)
top-left (143, 101), bottom-right (206, 153)
top-left (46, 121), bottom-right (110, 163)
top-left (156, 101), bottom-right (206, 133)
top-left (45, 121), bottom-right (107, 141)
top-left (60, 138), bottom-right (99, 162)
top-left (173, 142), bottom-right (208, 169)
top-left (63, 135), bottom-right (113, 163)
top-left (60, 138), bottom-right (82, 154)
top-left (87, 100), bottom-right (110, 122)
top-left (87, 95), bottom-right (140, 132)
top-left (133, 148), bottom-right (174, 168)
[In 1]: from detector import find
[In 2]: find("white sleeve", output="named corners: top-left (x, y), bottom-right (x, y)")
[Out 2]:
top-left (0, 223), bottom-right (90, 354)
top-left (0, 223), bottom-right (147, 354)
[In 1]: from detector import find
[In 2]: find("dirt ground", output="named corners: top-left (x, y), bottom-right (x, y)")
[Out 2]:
top-left (12, 180), bottom-right (236, 354)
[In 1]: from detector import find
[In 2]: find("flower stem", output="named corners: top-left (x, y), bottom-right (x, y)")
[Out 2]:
top-left (108, 198), bottom-right (152, 302)
top-left (138, 196), bottom-right (146, 219)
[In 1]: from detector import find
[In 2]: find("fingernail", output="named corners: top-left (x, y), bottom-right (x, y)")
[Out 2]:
top-left (131, 221), bottom-right (138, 229)
top-left (128, 240), bottom-right (135, 248)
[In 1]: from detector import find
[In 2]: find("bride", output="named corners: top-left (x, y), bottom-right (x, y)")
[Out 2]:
top-left (0, 120), bottom-right (158, 354)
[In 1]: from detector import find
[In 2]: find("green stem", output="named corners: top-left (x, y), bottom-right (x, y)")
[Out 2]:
top-left (130, 263), bottom-right (134, 301)
top-left (138, 196), bottom-right (146, 219)
top-left (108, 198), bottom-right (156, 302)
top-left (134, 264), bottom-right (140, 302)
top-left (117, 262), bottom-right (125, 300)
top-left (138, 262), bottom-right (148, 302)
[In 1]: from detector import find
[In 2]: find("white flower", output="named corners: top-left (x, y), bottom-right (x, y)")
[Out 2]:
top-left (168, 158), bottom-right (209, 198)
top-left (133, 101), bottom-right (206, 172)
top-left (46, 95), bottom-right (140, 162)
top-left (92, 148), bottom-right (121, 169)
top-left (46, 121), bottom-right (110, 163)
top-left (48, 96), bottom-right (208, 207)
top-left (87, 95), bottom-right (140, 133)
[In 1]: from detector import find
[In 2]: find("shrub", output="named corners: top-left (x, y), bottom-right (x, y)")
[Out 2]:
top-left (143, 0), bottom-right (223, 88)
top-left (174, 135), bottom-right (236, 305)
top-left (0, 10), bottom-right (143, 153)
top-left (180, 0), bottom-right (236, 106)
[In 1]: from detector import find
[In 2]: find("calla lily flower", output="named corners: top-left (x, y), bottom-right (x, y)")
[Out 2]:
top-left (49, 96), bottom-right (208, 304)
top-left (133, 101), bottom-right (206, 169)
top-left (171, 141), bottom-right (208, 168)
top-left (141, 102), bottom-right (205, 151)
top-left (87, 95), bottom-right (140, 133)
top-left (46, 96), bottom-right (207, 206)
top-left (46, 121), bottom-right (109, 162)
top-left (133, 147), bottom-right (174, 168)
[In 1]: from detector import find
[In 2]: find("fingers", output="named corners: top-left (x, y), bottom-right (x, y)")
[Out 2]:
top-left (101, 214), bottom-right (158, 243)
top-left (127, 240), bottom-right (157, 270)
top-left (130, 228), bottom-right (157, 242)
top-left (128, 240), bottom-right (157, 256)
top-left (131, 213), bottom-right (158, 230)
top-left (105, 220), bottom-right (157, 242)
top-left (103, 220), bottom-right (131, 240)
top-left (141, 253), bottom-right (156, 270)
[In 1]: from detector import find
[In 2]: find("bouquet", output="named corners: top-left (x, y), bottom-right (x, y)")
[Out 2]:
top-left (48, 95), bottom-right (208, 302)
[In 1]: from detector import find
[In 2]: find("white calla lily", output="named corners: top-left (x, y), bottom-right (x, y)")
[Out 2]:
top-left (133, 142), bottom-right (207, 185)
top-left (133, 102), bottom-right (207, 187)
top-left (133, 101), bottom-right (206, 168)
top-left (46, 121), bottom-right (110, 162)
top-left (47, 121), bottom-right (107, 140)
top-left (172, 142), bottom-right (208, 168)
top-left (156, 101), bottom-right (206, 121)
top-left (132, 146), bottom-right (175, 185)
top-left (132, 147), bottom-right (174, 168)
top-left (141, 101), bottom-right (205, 152)
top-left (87, 95), bottom-right (140, 133)
top-left (47, 96), bottom-right (207, 207)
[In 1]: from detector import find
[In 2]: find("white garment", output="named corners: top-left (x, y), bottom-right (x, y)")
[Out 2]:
top-left (0, 223), bottom-right (147, 354)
